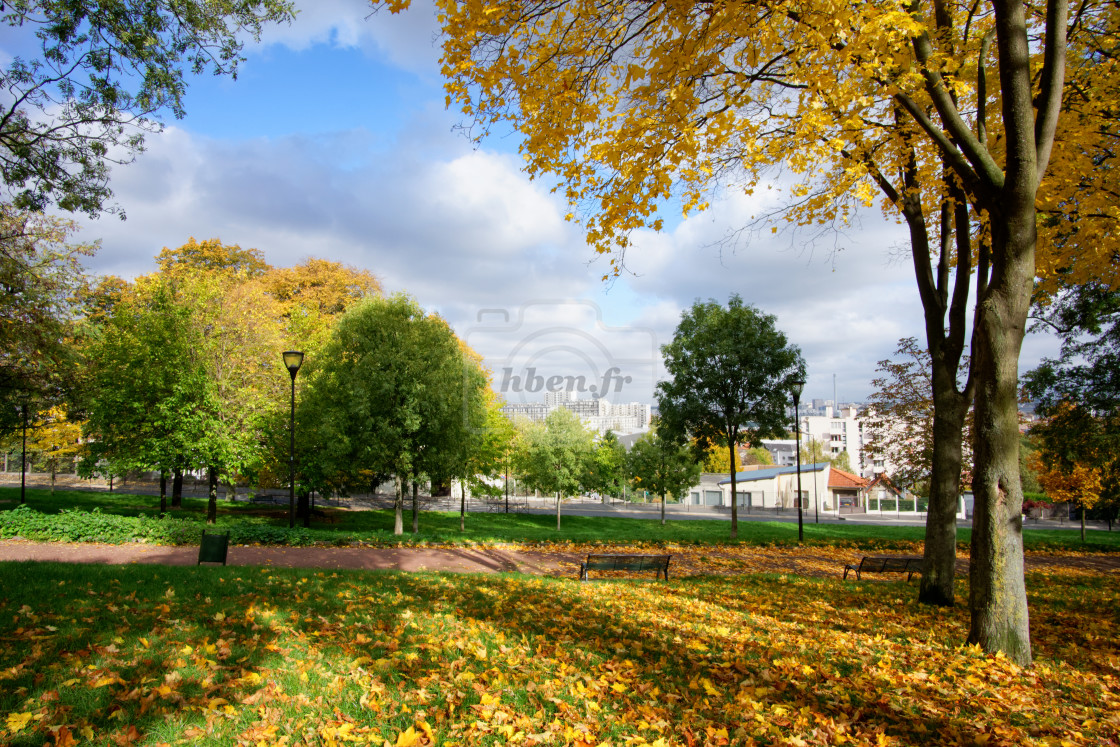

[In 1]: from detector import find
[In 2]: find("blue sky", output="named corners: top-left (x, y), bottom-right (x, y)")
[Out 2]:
top-left (28, 0), bottom-right (1055, 406)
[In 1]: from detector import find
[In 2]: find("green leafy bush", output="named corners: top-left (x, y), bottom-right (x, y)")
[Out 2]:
top-left (0, 505), bottom-right (322, 546)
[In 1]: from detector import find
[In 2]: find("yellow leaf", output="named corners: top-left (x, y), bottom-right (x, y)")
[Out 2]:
top-left (395, 726), bottom-right (422, 747)
top-left (5, 712), bottom-right (33, 733)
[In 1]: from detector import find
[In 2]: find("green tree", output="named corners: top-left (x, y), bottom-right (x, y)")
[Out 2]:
top-left (657, 296), bottom-right (804, 539)
top-left (410, 319), bottom-right (489, 534)
top-left (79, 280), bottom-right (216, 515)
top-left (460, 395), bottom-right (517, 529)
top-left (587, 430), bottom-right (627, 500)
top-left (1024, 282), bottom-right (1120, 533)
top-left (297, 295), bottom-right (480, 535)
top-left (0, 1), bottom-right (295, 216)
top-left (164, 269), bottom-right (283, 518)
top-left (627, 430), bottom-right (702, 525)
top-left (518, 408), bottom-right (594, 530)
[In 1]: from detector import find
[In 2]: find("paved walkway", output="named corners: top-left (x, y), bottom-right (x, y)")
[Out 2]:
top-left (1, 539), bottom-right (1117, 579)
top-left (0, 540), bottom-right (571, 575)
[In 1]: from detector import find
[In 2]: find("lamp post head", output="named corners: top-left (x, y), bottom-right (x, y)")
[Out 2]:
top-left (790, 377), bottom-right (805, 402)
top-left (283, 351), bottom-right (304, 379)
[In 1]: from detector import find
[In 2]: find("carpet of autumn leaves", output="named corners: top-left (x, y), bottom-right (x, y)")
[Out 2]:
top-left (0, 558), bottom-right (1117, 747)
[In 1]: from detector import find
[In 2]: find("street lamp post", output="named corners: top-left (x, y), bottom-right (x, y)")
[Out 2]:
top-left (791, 378), bottom-right (805, 543)
top-left (283, 351), bottom-right (304, 529)
top-left (20, 402), bottom-right (28, 505)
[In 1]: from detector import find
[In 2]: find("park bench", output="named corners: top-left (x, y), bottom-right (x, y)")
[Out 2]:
top-left (250, 492), bottom-right (285, 504)
top-left (842, 555), bottom-right (922, 581)
top-left (579, 554), bottom-right (671, 581)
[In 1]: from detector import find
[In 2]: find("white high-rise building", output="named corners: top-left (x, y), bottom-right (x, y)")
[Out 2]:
top-left (799, 405), bottom-right (883, 479)
top-left (499, 395), bottom-right (651, 435)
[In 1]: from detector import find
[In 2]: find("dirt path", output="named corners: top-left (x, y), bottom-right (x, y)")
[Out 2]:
top-left (0, 539), bottom-right (1116, 578)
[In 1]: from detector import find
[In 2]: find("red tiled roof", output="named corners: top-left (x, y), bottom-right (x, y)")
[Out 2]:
top-left (829, 467), bottom-right (870, 489)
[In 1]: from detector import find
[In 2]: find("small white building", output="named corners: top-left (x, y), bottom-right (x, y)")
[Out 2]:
top-left (685, 463), bottom-right (862, 511)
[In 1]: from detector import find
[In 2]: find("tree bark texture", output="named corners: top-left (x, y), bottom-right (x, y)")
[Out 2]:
top-left (967, 218), bottom-right (1035, 667)
top-left (921, 374), bottom-right (968, 606)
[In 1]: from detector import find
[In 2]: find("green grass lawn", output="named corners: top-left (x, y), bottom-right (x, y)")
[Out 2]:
top-left (0, 561), bottom-right (1116, 746)
top-left (1, 486), bottom-right (1119, 552)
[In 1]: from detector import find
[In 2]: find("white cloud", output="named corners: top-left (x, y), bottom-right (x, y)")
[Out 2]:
top-left (76, 114), bottom-right (596, 319)
top-left (261, 0), bottom-right (442, 75)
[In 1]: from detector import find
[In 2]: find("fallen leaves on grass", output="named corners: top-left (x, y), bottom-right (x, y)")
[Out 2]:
top-left (0, 561), bottom-right (1117, 746)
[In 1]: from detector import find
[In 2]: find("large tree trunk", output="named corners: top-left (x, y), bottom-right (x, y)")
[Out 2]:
top-left (967, 219), bottom-right (1035, 667)
top-left (159, 470), bottom-right (167, 515)
top-left (922, 375), bottom-right (968, 606)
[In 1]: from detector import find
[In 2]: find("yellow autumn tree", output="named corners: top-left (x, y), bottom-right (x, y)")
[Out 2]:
top-left (378, 0), bottom-right (1118, 665)
top-left (27, 406), bottom-right (84, 493)
top-left (699, 441), bottom-right (743, 475)
top-left (1031, 456), bottom-right (1101, 512)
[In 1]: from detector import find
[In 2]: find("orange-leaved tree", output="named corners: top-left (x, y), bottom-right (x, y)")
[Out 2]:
top-left (1028, 401), bottom-right (1117, 541)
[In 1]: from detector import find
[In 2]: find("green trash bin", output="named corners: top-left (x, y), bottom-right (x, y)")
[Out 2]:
top-left (197, 530), bottom-right (230, 566)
